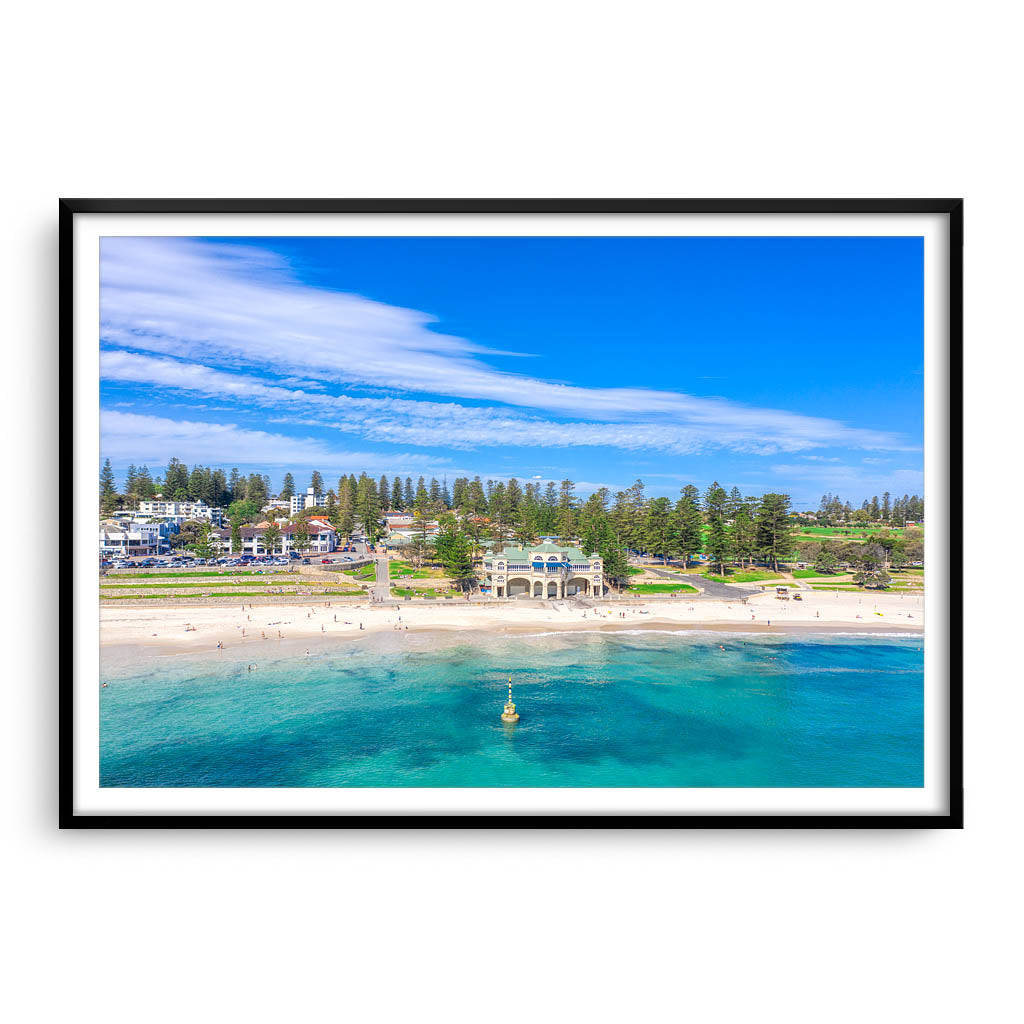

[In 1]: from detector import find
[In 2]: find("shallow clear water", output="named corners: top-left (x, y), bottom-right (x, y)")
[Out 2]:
top-left (99, 631), bottom-right (923, 788)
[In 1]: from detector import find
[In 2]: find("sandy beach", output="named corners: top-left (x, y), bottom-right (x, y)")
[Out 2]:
top-left (100, 588), bottom-right (923, 659)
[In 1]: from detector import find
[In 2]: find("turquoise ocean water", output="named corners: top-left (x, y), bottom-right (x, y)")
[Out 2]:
top-left (99, 630), bottom-right (923, 788)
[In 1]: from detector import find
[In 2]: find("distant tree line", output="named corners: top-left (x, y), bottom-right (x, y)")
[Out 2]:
top-left (816, 490), bottom-right (924, 527)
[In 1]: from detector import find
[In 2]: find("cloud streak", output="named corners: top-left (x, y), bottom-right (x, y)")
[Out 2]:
top-left (99, 238), bottom-right (913, 455)
top-left (100, 410), bottom-right (446, 472)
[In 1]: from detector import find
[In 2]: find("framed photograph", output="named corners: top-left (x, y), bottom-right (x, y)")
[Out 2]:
top-left (62, 198), bottom-right (962, 827)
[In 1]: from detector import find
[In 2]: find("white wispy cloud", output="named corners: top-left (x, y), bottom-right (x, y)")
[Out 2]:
top-left (99, 237), bottom-right (913, 454)
top-left (100, 410), bottom-right (447, 473)
top-left (101, 348), bottom-right (912, 457)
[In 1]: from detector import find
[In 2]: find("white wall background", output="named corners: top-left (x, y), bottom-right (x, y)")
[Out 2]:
top-left (2, 2), bottom-right (1017, 1021)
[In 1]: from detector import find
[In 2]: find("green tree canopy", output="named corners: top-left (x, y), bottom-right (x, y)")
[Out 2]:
top-left (755, 493), bottom-right (794, 571)
top-left (262, 521), bottom-right (281, 555)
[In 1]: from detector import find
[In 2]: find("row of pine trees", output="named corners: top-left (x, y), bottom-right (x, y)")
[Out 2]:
top-left (100, 456), bottom-right (920, 583)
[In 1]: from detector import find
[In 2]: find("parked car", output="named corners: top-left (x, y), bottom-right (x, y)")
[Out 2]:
top-left (321, 558), bottom-right (331, 564)
top-left (301, 558), bottom-right (310, 565)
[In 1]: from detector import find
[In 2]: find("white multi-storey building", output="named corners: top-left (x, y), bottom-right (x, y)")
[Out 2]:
top-left (290, 488), bottom-right (325, 515)
top-left (99, 519), bottom-right (177, 557)
top-left (138, 500), bottom-right (224, 525)
top-left (216, 519), bottom-right (338, 556)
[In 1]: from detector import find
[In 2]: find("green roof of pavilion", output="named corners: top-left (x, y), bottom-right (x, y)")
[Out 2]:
top-left (495, 542), bottom-right (590, 561)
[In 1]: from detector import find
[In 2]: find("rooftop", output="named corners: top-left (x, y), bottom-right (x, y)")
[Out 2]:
top-left (495, 543), bottom-right (590, 561)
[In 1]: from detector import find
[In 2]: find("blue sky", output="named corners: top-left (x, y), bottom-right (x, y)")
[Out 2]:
top-left (99, 234), bottom-right (923, 508)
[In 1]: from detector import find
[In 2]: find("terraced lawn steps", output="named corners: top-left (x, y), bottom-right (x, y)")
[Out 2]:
top-left (101, 578), bottom-right (295, 589)
top-left (392, 587), bottom-right (454, 598)
top-left (100, 588), bottom-right (364, 601)
top-left (627, 583), bottom-right (699, 594)
top-left (103, 570), bottom-right (295, 579)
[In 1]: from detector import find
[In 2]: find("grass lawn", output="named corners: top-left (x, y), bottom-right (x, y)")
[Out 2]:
top-left (627, 583), bottom-right (699, 594)
top-left (626, 566), bottom-right (644, 576)
top-left (703, 570), bottom-right (784, 583)
top-left (791, 569), bottom-right (839, 579)
top-left (393, 586), bottom-right (451, 598)
top-left (343, 564), bottom-right (377, 581)
top-left (796, 526), bottom-right (914, 538)
top-left (389, 560), bottom-right (439, 579)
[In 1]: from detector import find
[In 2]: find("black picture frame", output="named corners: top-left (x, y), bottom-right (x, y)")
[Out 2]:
top-left (60, 197), bottom-right (963, 829)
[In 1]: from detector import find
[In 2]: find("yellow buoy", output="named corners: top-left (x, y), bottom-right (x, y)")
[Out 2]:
top-left (501, 675), bottom-right (520, 723)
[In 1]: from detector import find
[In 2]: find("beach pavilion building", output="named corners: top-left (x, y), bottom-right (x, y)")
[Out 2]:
top-left (483, 542), bottom-right (603, 599)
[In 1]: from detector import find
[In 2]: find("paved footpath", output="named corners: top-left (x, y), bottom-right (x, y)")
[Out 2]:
top-left (371, 548), bottom-right (391, 601)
